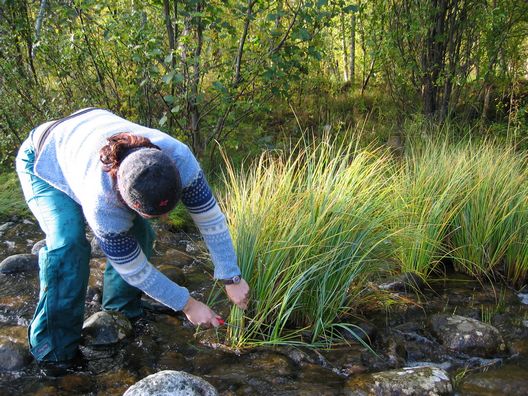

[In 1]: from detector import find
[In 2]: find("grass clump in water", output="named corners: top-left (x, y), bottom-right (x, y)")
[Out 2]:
top-left (220, 135), bottom-right (394, 348)
top-left (449, 143), bottom-right (528, 284)
top-left (390, 140), bottom-right (472, 279)
top-left (216, 135), bottom-right (528, 349)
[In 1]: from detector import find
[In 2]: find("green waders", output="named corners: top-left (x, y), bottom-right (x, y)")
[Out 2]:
top-left (16, 138), bottom-right (153, 362)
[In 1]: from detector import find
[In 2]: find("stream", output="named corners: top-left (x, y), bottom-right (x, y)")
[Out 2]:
top-left (0, 218), bottom-right (527, 395)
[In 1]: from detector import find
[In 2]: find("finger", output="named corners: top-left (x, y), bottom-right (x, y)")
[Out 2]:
top-left (211, 316), bottom-right (221, 327)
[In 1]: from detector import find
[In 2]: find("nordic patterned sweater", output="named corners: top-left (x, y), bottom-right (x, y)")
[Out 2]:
top-left (32, 108), bottom-right (240, 311)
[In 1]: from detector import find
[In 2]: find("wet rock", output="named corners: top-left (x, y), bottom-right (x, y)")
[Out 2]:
top-left (86, 285), bottom-right (102, 304)
top-left (0, 222), bottom-right (14, 234)
top-left (82, 311), bottom-right (133, 346)
top-left (361, 331), bottom-right (406, 371)
top-left (378, 272), bottom-right (425, 292)
top-left (158, 351), bottom-right (188, 371)
top-left (159, 249), bottom-right (195, 267)
top-left (90, 237), bottom-right (105, 258)
top-left (142, 298), bottom-right (175, 315)
top-left (0, 339), bottom-right (30, 371)
top-left (319, 344), bottom-right (368, 376)
top-left (205, 351), bottom-right (298, 393)
top-left (56, 374), bottom-right (94, 394)
top-left (344, 366), bottom-right (452, 396)
top-left (429, 314), bottom-right (507, 357)
top-left (459, 363), bottom-right (528, 396)
top-left (338, 321), bottom-right (377, 344)
top-left (275, 345), bottom-right (325, 367)
top-left (0, 254), bottom-right (39, 273)
top-left (123, 370), bottom-right (218, 396)
top-left (31, 239), bottom-right (46, 255)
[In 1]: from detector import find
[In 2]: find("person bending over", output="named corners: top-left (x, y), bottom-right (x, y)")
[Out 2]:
top-left (15, 107), bottom-right (249, 370)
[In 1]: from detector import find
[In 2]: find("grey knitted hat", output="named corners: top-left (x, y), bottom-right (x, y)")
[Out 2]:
top-left (117, 148), bottom-right (181, 216)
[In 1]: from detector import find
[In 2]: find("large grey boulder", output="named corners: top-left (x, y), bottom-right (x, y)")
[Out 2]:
top-left (344, 366), bottom-right (452, 396)
top-left (0, 254), bottom-right (38, 274)
top-left (82, 311), bottom-right (132, 346)
top-left (123, 370), bottom-right (218, 396)
top-left (429, 314), bottom-right (507, 357)
top-left (0, 339), bottom-right (30, 371)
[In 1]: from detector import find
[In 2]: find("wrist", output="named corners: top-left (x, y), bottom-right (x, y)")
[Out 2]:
top-left (222, 274), bottom-right (242, 285)
top-left (182, 296), bottom-right (195, 313)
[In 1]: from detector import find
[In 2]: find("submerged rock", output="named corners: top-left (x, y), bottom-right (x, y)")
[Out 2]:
top-left (378, 272), bottom-right (425, 293)
top-left (0, 254), bottom-right (38, 274)
top-left (343, 365), bottom-right (452, 396)
top-left (0, 339), bottom-right (30, 371)
top-left (157, 265), bottom-right (186, 285)
top-left (82, 311), bottom-right (133, 346)
top-left (429, 314), bottom-right (507, 357)
top-left (123, 370), bottom-right (218, 396)
top-left (459, 362), bottom-right (528, 396)
top-left (338, 321), bottom-right (377, 345)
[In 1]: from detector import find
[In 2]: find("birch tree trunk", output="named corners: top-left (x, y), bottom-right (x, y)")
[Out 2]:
top-left (340, 12), bottom-right (349, 82)
top-left (349, 12), bottom-right (356, 84)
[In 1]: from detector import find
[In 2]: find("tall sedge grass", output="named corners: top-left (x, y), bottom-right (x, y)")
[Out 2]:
top-left (449, 144), bottom-right (528, 283)
top-left (220, 136), bottom-right (394, 348)
top-left (213, 135), bottom-right (528, 349)
top-left (502, 192), bottom-right (528, 286)
top-left (390, 141), bottom-right (472, 278)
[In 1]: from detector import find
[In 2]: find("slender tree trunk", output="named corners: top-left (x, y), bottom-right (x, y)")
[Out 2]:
top-left (163, 0), bottom-right (175, 55)
top-left (235, 0), bottom-right (255, 86)
top-left (163, 0), bottom-right (177, 129)
top-left (21, 0), bottom-right (38, 84)
top-left (349, 11), bottom-right (356, 84)
top-left (340, 12), bottom-right (349, 82)
top-left (182, 2), bottom-right (204, 158)
top-left (32, 0), bottom-right (47, 58)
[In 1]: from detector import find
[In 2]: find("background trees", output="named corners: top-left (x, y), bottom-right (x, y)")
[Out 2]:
top-left (1, 0), bottom-right (527, 167)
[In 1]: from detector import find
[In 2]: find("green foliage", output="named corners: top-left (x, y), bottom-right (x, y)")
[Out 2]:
top-left (167, 202), bottom-right (195, 232)
top-left (2, 0), bottom-right (526, 168)
top-left (0, 172), bottom-right (30, 221)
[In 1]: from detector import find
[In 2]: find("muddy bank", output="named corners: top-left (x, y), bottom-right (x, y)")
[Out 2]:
top-left (0, 218), bottom-right (527, 395)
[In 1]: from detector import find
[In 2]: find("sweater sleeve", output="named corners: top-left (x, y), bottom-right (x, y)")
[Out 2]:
top-left (97, 232), bottom-right (190, 311)
top-left (181, 171), bottom-right (241, 280)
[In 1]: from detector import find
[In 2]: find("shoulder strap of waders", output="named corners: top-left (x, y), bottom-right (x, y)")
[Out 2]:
top-left (35, 107), bottom-right (99, 156)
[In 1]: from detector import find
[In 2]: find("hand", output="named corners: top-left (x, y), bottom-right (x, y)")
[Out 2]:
top-left (225, 278), bottom-right (250, 309)
top-left (182, 297), bottom-right (223, 328)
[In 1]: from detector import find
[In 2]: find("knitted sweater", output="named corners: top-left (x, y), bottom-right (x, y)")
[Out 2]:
top-left (32, 108), bottom-right (240, 311)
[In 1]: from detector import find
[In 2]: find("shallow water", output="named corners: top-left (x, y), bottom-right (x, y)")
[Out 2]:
top-left (1, 220), bottom-right (527, 395)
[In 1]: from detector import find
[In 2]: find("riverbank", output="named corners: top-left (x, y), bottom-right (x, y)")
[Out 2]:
top-left (0, 218), bottom-right (527, 395)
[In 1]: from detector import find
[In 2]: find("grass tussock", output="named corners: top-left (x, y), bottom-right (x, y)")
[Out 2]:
top-left (220, 137), bottom-right (394, 348)
top-left (391, 141), bottom-right (472, 278)
top-left (449, 144), bottom-right (528, 284)
top-left (217, 134), bottom-right (528, 348)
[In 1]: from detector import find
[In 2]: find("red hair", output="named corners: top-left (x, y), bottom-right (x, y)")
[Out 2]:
top-left (99, 132), bottom-right (160, 179)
